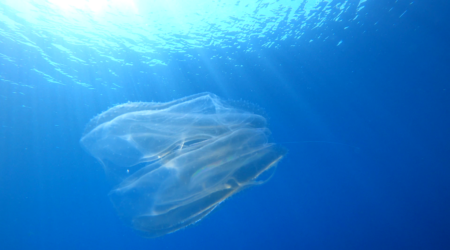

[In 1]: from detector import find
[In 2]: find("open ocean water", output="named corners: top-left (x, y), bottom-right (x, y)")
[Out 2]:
top-left (0, 0), bottom-right (449, 249)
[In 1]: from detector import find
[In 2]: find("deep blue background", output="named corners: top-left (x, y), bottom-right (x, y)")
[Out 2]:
top-left (1, 0), bottom-right (449, 249)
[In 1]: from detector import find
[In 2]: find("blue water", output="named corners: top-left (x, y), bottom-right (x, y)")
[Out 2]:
top-left (1, 0), bottom-right (449, 249)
